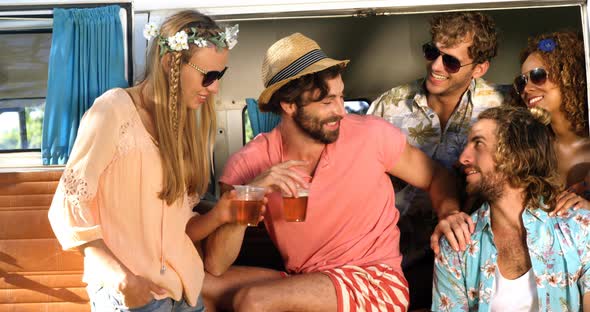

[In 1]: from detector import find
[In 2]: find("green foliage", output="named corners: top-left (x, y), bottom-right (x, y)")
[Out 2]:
top-left (408, 122), bottom-right (439, 145)
top-left (0, 105), bottom-right (44, 150)
top-left (244, 109), bottom-right (254, 144)
top-left (0, 128), bottom-right (19, 149)
top-left (26, 106), bottom-right (43, 148)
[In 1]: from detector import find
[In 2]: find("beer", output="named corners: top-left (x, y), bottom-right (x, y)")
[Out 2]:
top-left (231, 185), bottom-right (266, 227)
top-left (232, 200), bottom-right (262, 226)
top-left (283, 196), bottom-right (308, 222)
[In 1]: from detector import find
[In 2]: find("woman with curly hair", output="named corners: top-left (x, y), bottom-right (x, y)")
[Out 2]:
top-left (514, 31), bottom-right (589, 212)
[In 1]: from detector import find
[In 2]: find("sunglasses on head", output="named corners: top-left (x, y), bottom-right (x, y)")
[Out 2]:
top-left (422, 42), bottom-right (474, 73)
top-left (513, 67), bottom-right (548, 95)
top-left (187, 62), bottom-right (228, 87)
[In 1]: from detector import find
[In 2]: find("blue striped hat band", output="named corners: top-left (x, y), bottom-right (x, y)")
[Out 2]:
top-left (265, 49), bottom-right (327, 87)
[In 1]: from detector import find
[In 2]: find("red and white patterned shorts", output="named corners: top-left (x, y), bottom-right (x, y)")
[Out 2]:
top-left (323, 264), bottom-right (409, 312)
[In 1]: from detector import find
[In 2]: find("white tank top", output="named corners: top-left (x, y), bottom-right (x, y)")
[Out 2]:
top-left (490, 268), bottom-right (539, 312)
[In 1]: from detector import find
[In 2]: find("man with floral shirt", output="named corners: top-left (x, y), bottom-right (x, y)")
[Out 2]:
top-left (367, 12), bottom-right (510, 306)
top-left (433, 106), bottom-right (590, 311)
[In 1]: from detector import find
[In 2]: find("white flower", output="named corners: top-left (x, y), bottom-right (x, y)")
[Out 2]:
top-left (451, 267), bottom-right (462, 279)
top-left (481, 260), bottom-right (496, 279)
top-left (467, 288), bottom-right (478, 301)
top-left (168, 31), bottom-right (189, 52)
top-left (546, 273), bottom-right (563, 287)
top-left (438, 294), bottom-right (453, 311)
top-left (194, 38), bottom-right (209, 48)
top-left (143, 22), bottom-right (159, 40)
top-left (467, 241), bottom-right (479, 256)
top-left (567, 273), bottom-right (578, 286)
top-left (224, 24), bottom-right (239, 49)
top-left (478, 287), bottom-right (493, 303)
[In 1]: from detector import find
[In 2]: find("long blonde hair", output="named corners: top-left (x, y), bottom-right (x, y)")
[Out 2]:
top-left (143, 10), bottom-right (220, 205)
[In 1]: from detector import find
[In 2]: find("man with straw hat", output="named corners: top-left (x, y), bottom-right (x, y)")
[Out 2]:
top-left (204, 33), bottom-right (472, 312)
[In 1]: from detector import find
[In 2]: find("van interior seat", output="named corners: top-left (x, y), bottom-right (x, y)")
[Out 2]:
top-left (0, 170), bottom-right (89, 312)
top-left (0, 171), bottom-right (422, 310)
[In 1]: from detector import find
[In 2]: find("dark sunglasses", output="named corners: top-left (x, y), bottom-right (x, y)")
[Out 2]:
top-left (513, 67), bottom-right (548, 95)
top-left (187, 62), bottom-right (228, 87)
top-left (422, 42), bottom-right (474, 73)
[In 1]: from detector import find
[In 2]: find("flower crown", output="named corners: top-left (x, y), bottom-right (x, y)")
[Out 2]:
top-left (143, 22), bottom-right (239, 56)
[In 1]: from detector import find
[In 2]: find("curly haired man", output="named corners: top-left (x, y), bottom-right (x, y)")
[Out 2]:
top-left (433, 105), bottom-right (590, 311)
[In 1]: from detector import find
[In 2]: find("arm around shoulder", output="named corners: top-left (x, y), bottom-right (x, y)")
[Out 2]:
top-left (388, 141), bottom-right (462, 219)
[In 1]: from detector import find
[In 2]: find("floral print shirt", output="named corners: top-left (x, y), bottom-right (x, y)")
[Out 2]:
top-left (368, 78), bottom-right (509, 214)
top-left (368, 78), bottom-right (510, 267)
top-left (432, 202), bottom-right (590, 312)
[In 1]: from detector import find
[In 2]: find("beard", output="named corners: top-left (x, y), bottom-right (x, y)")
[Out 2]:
top-left (466, 168), bottom-right (505, 204)
top-left (293, 105), bottom-right (342, 144)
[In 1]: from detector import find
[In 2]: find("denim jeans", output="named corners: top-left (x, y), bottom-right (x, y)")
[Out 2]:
top-left (87, 284), bottom-right (205, 312)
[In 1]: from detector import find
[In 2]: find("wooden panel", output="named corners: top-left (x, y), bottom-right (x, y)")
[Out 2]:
top-left (0, 195), bottom-right (54, 208)
top-left (0, 181), bottom-right (59, 196)
top-left (0, 273), bottom-right (84, 290)
top-left (0, 170), bottom-right (88, 311)
top-left (0, 302), bottom-right (89, 312)
top-left (0, 209), bottom-right (53, 239)
top-left (0, 287), bottom-right (88, 304)
top-left (0, 240), bottom-right (83, 273)
top-left (0, 206), bottom-right (48, 212)
top-left (0, 171), bottom-right (63, 184)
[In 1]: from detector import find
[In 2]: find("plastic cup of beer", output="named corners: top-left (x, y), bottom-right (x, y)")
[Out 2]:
top-left (282, 188), bottom-right (309, 222)
top-left (232, 185), bottom-right (265, 226)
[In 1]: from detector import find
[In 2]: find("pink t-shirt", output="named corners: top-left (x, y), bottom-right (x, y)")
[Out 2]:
top-left (220, 114), bottom-right (406, 273)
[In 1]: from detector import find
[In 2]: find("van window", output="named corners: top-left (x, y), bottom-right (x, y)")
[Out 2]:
top-left (243, 107), bottom-right (254, 144)
top-left (0, 32), bottom-right (50, 152)
top-left (344, 99), bottom-right (370, 115)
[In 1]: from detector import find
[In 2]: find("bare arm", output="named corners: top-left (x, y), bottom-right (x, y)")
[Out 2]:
top-left (203, 160), bottom-right (307, 276)
top-left (388, 142), bottom-right (461, 219)
top-left (388, 142), bottom-right (474, 254)
top-left (584, 293), bottom-right (590, 312)
top-left (203, 183), bottom-right (249, 276)
top-left (186, 191), bottom-right (236, 242)
top-left (80, 240), bottom-right (165, 308)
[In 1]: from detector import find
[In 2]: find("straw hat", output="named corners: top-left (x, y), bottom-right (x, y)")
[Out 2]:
top-left (258, 33), bottom-right (349, 108)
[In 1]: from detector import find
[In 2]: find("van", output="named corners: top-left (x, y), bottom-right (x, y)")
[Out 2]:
top-left (0, 0), bottom-right (588, 310)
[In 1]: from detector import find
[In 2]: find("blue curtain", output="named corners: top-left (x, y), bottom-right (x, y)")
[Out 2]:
top-left (246, 98), bottom-right (281, 137)
top-left (42, 5), bottom-right (127, 165)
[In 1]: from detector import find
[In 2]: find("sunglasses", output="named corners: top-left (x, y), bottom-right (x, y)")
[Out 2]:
top-left (422, 42), bottom-right (474, 73)
top-left (187, 62), bottom-right (228, 87)
top-left (513, 67), bottom-right (548, 95)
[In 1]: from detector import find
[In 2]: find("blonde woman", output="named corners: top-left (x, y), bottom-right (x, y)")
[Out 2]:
top-left (49, 10), bottom-right (249, 311)
top-left (515, 31), bottom-right (589, 213)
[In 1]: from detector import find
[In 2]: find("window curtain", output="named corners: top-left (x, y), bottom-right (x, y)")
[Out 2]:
top-left (246, 98), bottom-right (281, 137)
top-left (42, 5), bottom-right (127, 165)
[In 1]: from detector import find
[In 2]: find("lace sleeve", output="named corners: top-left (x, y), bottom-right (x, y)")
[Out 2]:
top-left (48, 90), bottom-right (127, 250)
